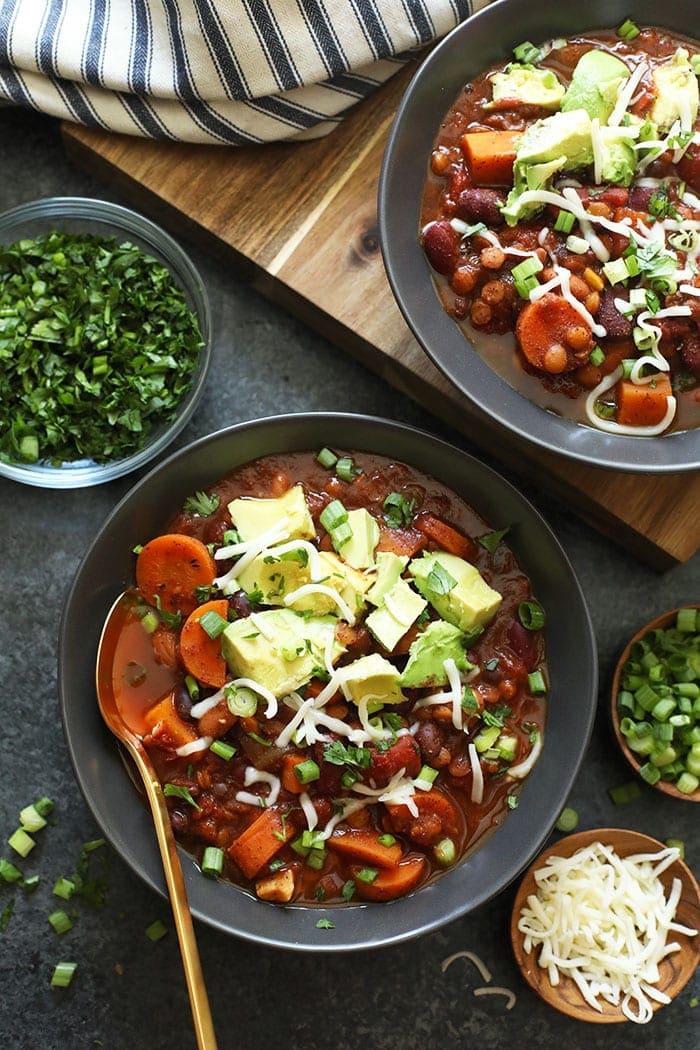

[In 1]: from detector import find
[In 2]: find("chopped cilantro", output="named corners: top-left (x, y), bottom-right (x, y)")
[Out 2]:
top-left (183, 491), bottom-right (220, 517)
top-left (341, 880), bottom-right (356, 901)
top-left (382, 491), bottom-right (416, 528)
top-left (426, 561), bottom-right (457, 596)
top-left (478, 528), bottom-right (509, 554)
top-left (323, 741), bottom-right (371, 768)
top-left (507, 794), bottom-right (519, 810)
top-left (163, 784), bottom-right (201, 810)
top-left (316, 917), bottom-right (334, 929)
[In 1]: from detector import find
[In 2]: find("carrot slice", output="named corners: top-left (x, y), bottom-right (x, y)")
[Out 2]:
top-left (385, 788), bottom-right (460, 841)
top-left (143, 693), bottom-right (198, 751)
top-left (515, 293), bottom-right (593, 373)
top-left (136, 533), bottom-right (216, 616)
top-left (376, 526), bottom-right (427, 558)
top-left (617, 376), bottom-right (672, 427)
top-left (281, 754), bottom-right (307, 794)
top-left (460, 130), bottom-right (519, 186)
top-left (179, 599), bottom-right (228, 688)
top-left (414, 512), bottom-right (476, 560)
top-left (150, 624), bottom-right (180, 669)
top-left (327, 830), bottom-right (402, 868)
top-left (228, 808), bottom-right (297, 879)
top-left (351, 857), bottom-right (426, 901)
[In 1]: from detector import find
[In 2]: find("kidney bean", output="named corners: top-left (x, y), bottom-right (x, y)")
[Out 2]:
top-left (597, 289), bottom-right (632, 339)
top-left (677, 143), bottom-right (700, 193)
top-left (422, 220), bottom-right (460, 275)
top-left (368, 735), bottom-right (421, 787)
top-left (508, 619), bottom-right (539, 673)
top-left (628, 185), bottom-right (653, 211)
top-left (681, 330), bottom-right (700, 377)
top-left (415, 721), bottom-right (443, 761)
top-left (454, 187), bottom-right (506, 227)
top-left (228, 590), bottom-right (252, 619)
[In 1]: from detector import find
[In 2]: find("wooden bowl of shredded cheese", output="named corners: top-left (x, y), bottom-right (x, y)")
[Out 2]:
top-left (510, 829), bottom-right (699, 1023)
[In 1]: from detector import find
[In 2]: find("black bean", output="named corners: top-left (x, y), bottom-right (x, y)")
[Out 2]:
top-left (597, 289), bottom-right (632, 339)
top-left (228, 590), bottom-right (252, 619)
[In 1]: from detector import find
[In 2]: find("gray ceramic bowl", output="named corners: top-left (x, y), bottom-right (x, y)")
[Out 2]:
top-left (379, 0), bottom-right (700, 473)
top-left (58, 413), bottom-right (597, 951)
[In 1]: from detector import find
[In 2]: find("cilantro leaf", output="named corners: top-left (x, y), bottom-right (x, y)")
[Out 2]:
top-left (183, 491), bottom-right (220, 516)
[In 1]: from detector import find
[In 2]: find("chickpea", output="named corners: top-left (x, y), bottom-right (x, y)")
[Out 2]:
top-left (569, 275), bottom-right (590, 301)
top-left (584, 291), bottom-right (601, 314)
top-left (541, 267), bottom-right (556, 283)
top-left (431, 148), bottom-right (450, 176)
top-left (480, 245), bottom-right (506, 269)
top-left (448, 752), bottom-right (471, 778)
top-left (498, 679), bottom-right (518, 701)
top-left (481, 280), bottom-right (505, 305)
top-left (451, 266), bottom-right (478, 295)
top-left (543, 343), bottom-right (568, 373)
top-left (434, 747), bottom-right (452, 768)
top-left (470, 299), bottom-right (492, 326)
top-left (587, 200), bottom-right (612, 219)
top-left (565, 325), bottom-right (593, 352)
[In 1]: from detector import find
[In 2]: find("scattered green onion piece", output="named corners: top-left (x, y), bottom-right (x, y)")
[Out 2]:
top-left (341, 879), bottom-right (356, 902)
top-left (512, 256), bottom-right (543, 282)
top-left (225, 684), bottom-right (258, 717)
top-left (19, 434), bottom-right (39, 462)
top-left (433, 837), bottom-right (456, 867)
top-left (356, 867), bottom-right (379, 884)
top-left (198, 609), bottom-right (228, 639)
top-left (82, 838), bottom-right (106, 853)
top-left (665, 838), bottom-right (685, 860)
top-left (555, 807), bottom-right (579, 832)
top-left (589, 346), bottom-right (605, 367)
top-left (320, 499), bottom-right (348, 532)
top-left (145, 919), bottom-right (168, 941)
top-left (19, 804), bottom-right (46, 833)
top-left (603, 257), bottom-right (629, 285)
top-left (316, 447), bottom-right (338, 469)
top-left (185, 674), bottom-right (200, 701)
top-left (528, 669), bottom-right (546, 694)
top-left (33, 797), bottom-right (54, 818)
top-left (335, 456), bottom-right (361, 483)
top-left (377, 834), bottom-right (396, 847)
top-left (513, 40), bottom-right (542, 64)
top-left (51, 962), bottom-right (77, 988)
top-left (48, 910), bottom-right (73, 935)
top-left (140, 610), bottom-right (159, 634)
top-left (677, 608), bottom-right (697, 633)
top-left (329, 520), bottom-right (353, 549)
top-left (677, 771), bottom-right (699, 794)
top-left (566, 235), bottom-right (590, 255)
top-left (0, 859), bottom-right (23, 883)
top-left (518, 600), bottom-right (546, 630)
top-left (554, 210), bottom-right (575, 234)
top-left (293, 760), bottom-right (321, 785)
top-left (21, 874), bottom-right (40, 893)
top-left (53, 877), bottom-right (76, 901)
top-left (306, 848), bottom-right (326, 871)
top-left (341, 769), bottom-right (360, 788)
top-left (514, 275), bottom-right (539, 300)
top-left (8, 828), bottom-right (35, 857)
top-left (608, 780), bottom-right (642, 804)
top-left (617, 18), bottom-right (641, 39)
top-left (201, 846), bottom-right (224, 877)
top-left (209, 740), bottom-right (236, 761)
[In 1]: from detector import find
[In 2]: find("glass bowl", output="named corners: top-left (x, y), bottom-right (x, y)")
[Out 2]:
top-left (0, 197), bottom-right (212, 488)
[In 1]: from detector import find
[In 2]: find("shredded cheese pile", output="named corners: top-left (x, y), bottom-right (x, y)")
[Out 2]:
top-left (518, 841), bottom-right (698, 1023)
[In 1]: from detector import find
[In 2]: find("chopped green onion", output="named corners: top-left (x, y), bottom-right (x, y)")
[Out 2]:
top-left (8, 828), bottom-right (35, 857)
top-left (528, 669), bottom-right (546, 694)
top-left (163, 784), bottom-right (201, 810)
top-left (316, 447), bottom-right (338, 469)
top-left (50, 961), bottom-right (77, 988)
top-left (198, 609), bottom-right (228, 639)
top-left (677, 608), bottom-right (697, 633)
top-left (336, 456), bottom-right (361, 483)
top-left (140, 610), bottom-right (159, 634)
top-left (513, 40), bottom-right (542, 64)
top-left (225, 684), bottom-right (258, 717)
top-left (617, 18), bottom-right (641, 40)
top-left (554, 210), bottom-right (575, 234)
top-left (356, 867), bottom-right (379, 884)
top-left (341, 879), bottom-right (356, 902)
top-left (21, 874), bottom-right (40, 893)
top-left (184, 674), bottom-right (200, 701)
top-left (518, 600), bottom-right (546, 630)
top-left (0, 858), bottom-right (23, 883)
top-left (555, 806), bottom-right (579, 832)
top-left (82, 838), bottom-right (106, 853)
top-left (293, 759), bottom-right (321, 784)
top-left (514, 275), bottom-right (539, 300)
top-left (665, 838), bottom-right (685, 859)
top-left (511, 256), bottom-right (543, 282)
top-left (19, 804), bottom-right (46, 833)
top-left (320, 499), bottom-right (348, 532)
top-left (209, 740), bottom-right (236, 761)
top-left (603, 258), bottom-right (629, 285)
top-left (377, 834), bottom-right (396, 847)
top-left (608, 780), bottom-right (642, 804)
top-left (566, 235), bottom-right (590, 255)
top-left (677, 771), bottom-right (699, 794)
top-left (145, 919), bottom-right (168, 941)
top-left (53, 878), bottom-right (76, 901)
top-left (48, 910), bottom-right (73, 935)
top-left (589, 346), bottom-right (605, 367)
top-left (201, 846), bottom-right (224, 877)
top-left (329, 520), bottom-right (353, 549)
top-left (34, 797), bottom-right (54, 818)
top-left (433, 837), bottom-right (456, 867)
top-left (383, 491), bottom-right (416, 528)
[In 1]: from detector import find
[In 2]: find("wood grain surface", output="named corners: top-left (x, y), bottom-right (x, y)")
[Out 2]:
top-left (61, 65), bottom-right (700, 569)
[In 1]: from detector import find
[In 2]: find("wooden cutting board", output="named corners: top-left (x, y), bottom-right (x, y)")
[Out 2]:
top-left (61, 65), bottom-right (700, 569)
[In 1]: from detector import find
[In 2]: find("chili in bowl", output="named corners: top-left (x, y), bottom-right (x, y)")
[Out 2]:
top-left (59, 414), bottom-right (596, 950)
top-left (379, 0), bottom-right (700, 471)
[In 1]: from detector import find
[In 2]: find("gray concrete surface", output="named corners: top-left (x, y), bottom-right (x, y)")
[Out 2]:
top-left (0, 107), bottom-right (697, 1050)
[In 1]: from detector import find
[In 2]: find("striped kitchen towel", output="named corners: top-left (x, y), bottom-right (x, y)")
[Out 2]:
top-left (0, 0), bottom-right (491, 144)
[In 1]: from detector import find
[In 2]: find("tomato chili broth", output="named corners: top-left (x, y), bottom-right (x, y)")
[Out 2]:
top-left (420, 25), bottom-right (700, 436)
top-left (111, 450), bottom-right (547, 906)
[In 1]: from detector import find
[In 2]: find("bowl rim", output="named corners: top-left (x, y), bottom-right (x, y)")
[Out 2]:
top-left (510, 826), bottom-right (700, 1021)
top-left (378, 0), bottom-right (700, 474)
top-left (610, 606), bottom-right (700, 803)
top-left (58, 411), bottom-right (598, 952)
top-left (0, 195), bottom-right (212, 489)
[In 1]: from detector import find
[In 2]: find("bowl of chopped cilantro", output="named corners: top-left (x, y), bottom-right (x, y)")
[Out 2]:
top-left (0, 197), bottom-right (211, 487)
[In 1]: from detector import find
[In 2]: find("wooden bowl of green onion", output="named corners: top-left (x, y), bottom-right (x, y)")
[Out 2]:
top-left (611, 607), bottom-right (700, 803)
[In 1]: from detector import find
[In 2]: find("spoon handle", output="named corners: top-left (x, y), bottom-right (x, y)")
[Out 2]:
top-left (127, 738), bottom-right (218, 1050)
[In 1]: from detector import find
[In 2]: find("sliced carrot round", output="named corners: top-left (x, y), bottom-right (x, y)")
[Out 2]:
top-left (179, 599), bottom-right (229, 688)
top-left (516, 293), bottom-right (593, 374)
top-left (351, 856), bottom-right (426, 901)
top-left (136, 533), bottom-right (216, 616)
top-left (385, 788), bottom-right (461, 843)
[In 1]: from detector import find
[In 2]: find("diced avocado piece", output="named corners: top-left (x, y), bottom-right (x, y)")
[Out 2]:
top-left (342, 508), bottom-right (380, 570)
top-left (597, 125), bottom-right (636, 186)
top-left (650, 49), bottom-right (699, 134)
top-left (366, 551), bottom-right (408, 606)
top-left (221, 609), bottom-right (342, 697)
top-left (342, 653), bottom-right (405, 707)
top-left (490, 64), bottom-right (564, 110)
top-left (408, 551), bottom-right (502, 632)
top-left (285, 550), bottom-right (371, 618)
top-left (235, 547), bottom-right (311, 606)
top-left (228, 484), bottom-right (315, 542)
top-left (365, 578), bottom-right (427, 652)
top-left (561, 50), bottom-right (630, 123)
top-left (501, 109), bottom-right (592, 224)
top-left (400, 620), bottom-right (474, 689)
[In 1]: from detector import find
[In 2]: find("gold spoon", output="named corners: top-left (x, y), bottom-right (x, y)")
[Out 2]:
top-left (96, 593), bottom-right (218, 1050)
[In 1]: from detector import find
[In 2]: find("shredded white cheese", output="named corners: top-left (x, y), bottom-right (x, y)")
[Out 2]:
top-left (517, 842), bottom-right (697, 1023)
top-left (235, 767), bottom-right (281, 807)
top-left (441, 950), bottom-right (493, 983)
top-left (174, 735), bottom-right (213, 757)
top-left (473, 986), bottom-right (516, 1010)
top-left (508, 731), bottom-right (543, 779)
top-left (468, 742), bottom-right (484, 805)
top-left (284, 583), bottom-right (355, 625)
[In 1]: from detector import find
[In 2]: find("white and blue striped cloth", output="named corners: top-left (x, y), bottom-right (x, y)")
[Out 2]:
top-left (0, 0), bottom-right (489, 144)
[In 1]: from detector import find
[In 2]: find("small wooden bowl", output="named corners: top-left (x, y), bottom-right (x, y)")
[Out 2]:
top-left (510, 829), bottom-right (700, 1023)
top-left (611, 606), bottom-right (700, 803)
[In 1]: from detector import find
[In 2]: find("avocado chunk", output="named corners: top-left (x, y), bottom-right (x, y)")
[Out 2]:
top-left (596, 124), bottom-right (636, 186)
top-left (561, 49), bottom-right (630, 123)
top-left (221, 608), bottom-right (342, 697)
top-left (342, 653), bottom-right (405, 707)
top-left (501, 109), bottom-right (593, 224)
top-left (400, 620), bottom-right (474, 689)
top-left (408, 551), bottom-right (502, 632)
top-left (235, 547), bottom-right (311, 606)
top-left (366, 551), bottom-right (408, 606)
top-left (650, 49), bottom-right (699, 134)
top-left (490, 64), bottom-right (565, 110)
top-left (365, 578), bottom-right (427, 652)
top-left (228, 484), bottom-right (315, 542)
top-left (342, 508), bottom-right (380, 570)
